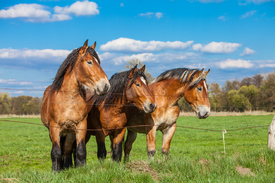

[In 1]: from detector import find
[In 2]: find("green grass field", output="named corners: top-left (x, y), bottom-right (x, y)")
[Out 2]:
top-left (1, 115), bottom-right (275, 182)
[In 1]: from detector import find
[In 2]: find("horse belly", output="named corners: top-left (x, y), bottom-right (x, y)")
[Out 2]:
top-left (99, 111), bottom-right (127, 136)
top-left (127, 117), bottom-right (147, 134)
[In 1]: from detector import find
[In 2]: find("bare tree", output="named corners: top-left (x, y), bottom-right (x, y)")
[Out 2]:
top-left (240, 77), bottom-right (253, 87)
top-left (252, 74), bottom-right (263, 88)
top-left (124, 59), bottom-right (154, 83)
top-left (222, 78), bottom-right (240, 92)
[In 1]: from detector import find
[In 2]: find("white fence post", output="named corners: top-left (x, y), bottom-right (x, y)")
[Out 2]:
top-left (223, 130), bottom-right (227, 154)
top-left (268, 114), bottom-right (275, 151)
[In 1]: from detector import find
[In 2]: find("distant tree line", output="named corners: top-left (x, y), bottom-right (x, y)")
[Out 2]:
top-left (0, 92), bottom-right (42, 115)
top-left (179, 72), bottom-right (275, 112)
top-left (1, 59), bottom-right (274, 114)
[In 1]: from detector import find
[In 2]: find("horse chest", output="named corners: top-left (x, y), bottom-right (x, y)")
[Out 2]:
top-left (52, 102), bottom-right (87, 127)
top-left (154, 106), bottom-right (179, 128)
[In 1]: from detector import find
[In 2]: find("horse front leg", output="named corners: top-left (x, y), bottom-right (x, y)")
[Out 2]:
top-left (96, 131), bottom-right (107, 160)
top-left (124, 129), bottom-right (137, 163)
top-left (146, 125), bottom-right (157, 160)
top-left (74, 119), bottom-right (87, 167)
top-left (49, 121), bottom-right (62, 172)
top-left (161, 123), bottom-right (176, 156)
top-left (61, 133), bottom-right (76, 168)
top-left (112, 128), bottom-right (126, 162)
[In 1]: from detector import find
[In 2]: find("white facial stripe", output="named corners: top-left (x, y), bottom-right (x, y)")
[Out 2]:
top-left (83, 84), bottom-right (89, 90)
top-left (140, 77), bottom-right (147, 85)
top-left (203, 81), bottom-right (207, 91)
top-left (93, 57), bottom-right (99, 64)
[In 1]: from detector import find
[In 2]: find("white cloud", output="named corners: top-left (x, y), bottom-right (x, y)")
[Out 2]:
top-left (0, 1), bottom-right (99, 22)
top-left (260, 64), bottom-right (275, 67)
top-left (13, 91), bottom-right (24, 94)
top-left (0, 3), bottom-right (51, 21)
top-left (99, 52), bottom-right (118, 61)
top-left (240, 47), bottom-right (256, 56)
top-left (241, 10), bottom-right (257, 19)
top-left (192, 0), bottom-right (225, 3)
top-left (0, 79), bottom-right (33, 86)
top-left (192, 42), bottom-right (241, 54)
top-left (218, 15), bottom-right (226, 21)
top-left (0, 48), bottom-right (70, 59)
top-left (139, 12), bottom-right (154, 18)
top-left (120, 3), bottom-right (124, 7)
top-left (50, 14), bottom-right (71, 21)
top-left (217, 59), bottom-right (254, 69)
top-left (239, 0), bottom-right (274, 5)
top-left (259, 60), bottom-right (275, 67)
top-left (100, 38), bottom-right (194, 52)
top-left (155, 12), bottom-right (163, 19)
top-left (54, 0), bottom-right (99, 16)
top-left (139, 12), bottom-right (163, 19)
top-left (101, 52), bottom-right (200, 65)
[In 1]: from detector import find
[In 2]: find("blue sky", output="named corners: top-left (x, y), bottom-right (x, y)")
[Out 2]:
top-left (0, 0), bottom-right (275, 97)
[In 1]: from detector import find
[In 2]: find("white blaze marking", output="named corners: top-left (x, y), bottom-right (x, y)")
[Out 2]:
top-left (83, 84), bottom-right (89, 90)
top-left (94, 57), bottom-right (99, 64)
top-left (203, 81), bottom-right (207, 91)
top-left (140, 77), bottom-right (146, 85)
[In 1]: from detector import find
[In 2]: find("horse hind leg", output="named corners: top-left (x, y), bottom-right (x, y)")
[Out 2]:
top-left (124, 129), bottom-right (137, 163)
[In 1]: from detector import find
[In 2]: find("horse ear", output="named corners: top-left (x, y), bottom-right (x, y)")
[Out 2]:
top-left (139, 65), bottom-right (146, 73)
top-left (91, 41), bottom-right (96, 49)
top-left (198, 68), bottom-right (204, 76)
top-left (205, 69), bottom-right (210, 77)
top-left (80, 39), bottom-right (89, 55)
top-left (129, 65), bottom-right (138, 77)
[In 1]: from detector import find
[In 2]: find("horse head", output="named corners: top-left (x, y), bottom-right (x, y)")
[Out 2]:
top-left (75, 39), bottom-right (110, 96)
top-left (184, 69), bottom-right (210, 119)
top-left (126, 65), bottom-right (156, 113)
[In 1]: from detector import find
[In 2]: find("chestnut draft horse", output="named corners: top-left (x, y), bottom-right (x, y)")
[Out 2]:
top-left (124, 68), bottom-right (210, 161)
top-left (41, 40), bottom-right (110, 171)
top-left (85, 65), bottom-right (157, 162)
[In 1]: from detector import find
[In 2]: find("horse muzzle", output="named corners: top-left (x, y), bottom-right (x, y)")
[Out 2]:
top-left (96, 78), bottom-right (110, 96)
top-left (143, 101), bottom-right (157, 113)
top-left (196, 105), bottom-right (210, 119)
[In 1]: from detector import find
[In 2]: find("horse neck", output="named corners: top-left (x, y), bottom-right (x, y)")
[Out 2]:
top-left (101, 86), bottom-right (127, 112)
top-left (116, 88), bottom-right (128, 109)
top-left (151, 79), bottom-right (187, 105)
top-left (59, 70), bottom-right (83, 100)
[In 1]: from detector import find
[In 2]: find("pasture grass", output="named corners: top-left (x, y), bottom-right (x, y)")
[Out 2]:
top-left (0, 115), bottom-right (275, 182)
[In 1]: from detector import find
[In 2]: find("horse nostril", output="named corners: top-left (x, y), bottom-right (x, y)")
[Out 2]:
top-left (204, 111), bottom-right (210, 118)
top-left (149, 103), bottom-right (156, 111)
top-left (104, 84), bottom-right (109, 93)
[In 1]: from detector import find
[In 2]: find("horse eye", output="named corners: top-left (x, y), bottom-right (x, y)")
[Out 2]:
top-left (197, 87), bottom-right (202, 92)
top-left (136, 83), bottom-right (140, 87)
top-left (87, 60), bottom-right (93, 65)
